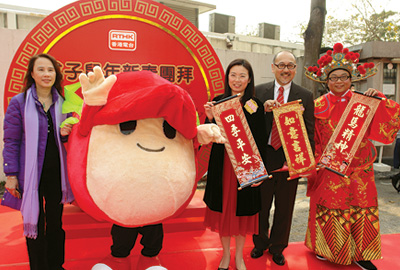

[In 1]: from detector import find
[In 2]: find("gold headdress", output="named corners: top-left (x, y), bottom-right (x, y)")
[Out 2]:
top-left (304, 43), bottom-right (378, 83)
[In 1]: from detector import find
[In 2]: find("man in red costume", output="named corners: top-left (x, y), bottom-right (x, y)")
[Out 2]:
top-left (304, 43), bottom-right (400, 270)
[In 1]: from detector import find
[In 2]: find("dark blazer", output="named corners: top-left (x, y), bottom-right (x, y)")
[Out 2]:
top-left (255, 81), bottom-right (315, 172)
top-left (203, 95), bottom-right (268, 216)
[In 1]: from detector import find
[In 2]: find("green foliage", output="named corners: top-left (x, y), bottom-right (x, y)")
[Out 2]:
top-left (239, 25), bottom-right (259, 37)
top-left (321, 0), bottom-right (400, 47)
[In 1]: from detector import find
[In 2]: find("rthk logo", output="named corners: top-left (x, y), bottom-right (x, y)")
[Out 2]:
top-left (109, 30), bottom-right (137, 51)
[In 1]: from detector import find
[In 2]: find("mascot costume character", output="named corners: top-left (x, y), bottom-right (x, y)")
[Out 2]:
top-left (66, 66), bottom-right (224, 270)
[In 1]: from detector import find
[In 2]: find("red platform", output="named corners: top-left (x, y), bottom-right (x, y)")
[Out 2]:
top-left (1, 190), bottom-right (398, 269)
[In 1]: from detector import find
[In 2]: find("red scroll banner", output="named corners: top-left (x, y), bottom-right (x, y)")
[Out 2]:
top-left (273, 100), bottom-right (316, 180)
top-left (212, 96), bottom-right (271, 190)
top-left (318, 92), bottom-right (381, 177)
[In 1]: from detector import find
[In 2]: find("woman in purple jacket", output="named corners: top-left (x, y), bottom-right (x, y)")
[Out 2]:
top-left (2, 54), bottom-right (74, 270)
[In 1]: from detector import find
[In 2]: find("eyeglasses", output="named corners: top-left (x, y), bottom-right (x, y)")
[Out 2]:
top-left (328, 75), bottom-right (350, 82)
top-left (229, 74), bottom-right (249, 81)
top-left (274, 63), bottom-right (296, 70)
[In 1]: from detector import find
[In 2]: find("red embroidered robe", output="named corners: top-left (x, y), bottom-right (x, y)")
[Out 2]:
top-left (305, 90), bottom-right (400, 264)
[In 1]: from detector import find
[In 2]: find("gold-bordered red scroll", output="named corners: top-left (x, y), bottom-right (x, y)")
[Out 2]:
top-left (273, 100), bottom-right (316, 180)
top-left (318, 93), bottom-right (381, 177)
top-left (212, 96), bottom-right (270, 189)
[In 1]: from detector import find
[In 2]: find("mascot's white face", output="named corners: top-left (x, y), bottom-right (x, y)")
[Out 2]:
top-left (86, 117), bottom-right (196, 226)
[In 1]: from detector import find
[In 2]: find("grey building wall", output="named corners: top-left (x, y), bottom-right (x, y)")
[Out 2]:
top-left (0, 28), bottom-right (30, 181)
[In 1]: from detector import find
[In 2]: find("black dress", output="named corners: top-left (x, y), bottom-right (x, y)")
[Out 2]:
top-left (203, 96), bottom-right (268, 236)
top-left (26, 110), bottom-right (65, 270)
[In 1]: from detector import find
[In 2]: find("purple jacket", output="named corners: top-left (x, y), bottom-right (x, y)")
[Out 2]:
top-left (2, 86), bottom-right (73, 210)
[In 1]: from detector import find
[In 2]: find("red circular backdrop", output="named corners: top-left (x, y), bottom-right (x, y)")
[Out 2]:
top-left (4, 0), bottom-right (225, 178)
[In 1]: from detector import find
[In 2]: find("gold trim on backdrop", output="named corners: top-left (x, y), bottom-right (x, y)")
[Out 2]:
top-left (43, 15), bottom-right (210, 98)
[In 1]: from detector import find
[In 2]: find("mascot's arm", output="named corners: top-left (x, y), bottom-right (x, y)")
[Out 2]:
top-left (77, 66), bottom-right (117, 136)
top-left (196, 124), bottom-right (226, 145)
top-left (79, 66), bottom-right (117, 106)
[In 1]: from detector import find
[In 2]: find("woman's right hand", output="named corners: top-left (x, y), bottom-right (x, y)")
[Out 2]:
top-left (5, 176), bottom-right (21, 199)
top-left (204, 101), bottom-right (215, 120)
top-left (60, 123), bottom-right (73, 136)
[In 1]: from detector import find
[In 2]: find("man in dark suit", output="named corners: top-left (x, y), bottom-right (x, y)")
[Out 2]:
top-left (250, 51), bottom-right (315, 266)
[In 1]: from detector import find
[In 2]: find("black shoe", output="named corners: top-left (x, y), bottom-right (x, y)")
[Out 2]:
top-left (268, 251), bottom-right (285, 266)
top-left (316, 254), bottom-right (327, 261)
top-left (354, 260), bottom-right (377, 270)
top-left (391, 175), bottom-right (400, 192)
top-left (218, 256), bottom-right (230, 270)
top-left (250, 247), bottom-right (264, 259)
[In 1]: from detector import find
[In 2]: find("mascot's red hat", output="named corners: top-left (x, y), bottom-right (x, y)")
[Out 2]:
top-left (79, 70), bottom-right (198, 139)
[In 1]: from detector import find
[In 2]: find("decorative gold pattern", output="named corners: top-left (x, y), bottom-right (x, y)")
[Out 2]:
top-left (93, 0), bottom-right (107, 13)
top-left (197, 45), bottom-right (217, 69)
top-left (209, 68), bottom-right (224, 96)
top-left (314, 96), bottom-right (326, 109)
top-left (80, 0), bottom-right (107, 16)
top-left (134, 0), bottom-right (158, 16)
top-left (16, 52), bottom-right (34, 69)
top-left (15, 42), bottom-right (39, 69)
top-left (109, 0), bottom-right (132, 11)
top-left (181, 25), bottom-right (200, 47)
top-left (31, 21), bottom-right (57, 46)
top-left (54, 7), bottom-right (80, 28)
top-left (180, 25), bottom-right (194, 38)
top-left (312, 204), bottom-right (381, 264)
top-left (159, 10), bottom-right (183, 30)
top-left (22, 42), bottom-right (40, 56)
top-left (9, 68), bottom-right (26, 93)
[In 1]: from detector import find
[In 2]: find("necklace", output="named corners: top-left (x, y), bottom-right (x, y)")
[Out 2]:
top-left (39, 96), bottom-right (52, 111)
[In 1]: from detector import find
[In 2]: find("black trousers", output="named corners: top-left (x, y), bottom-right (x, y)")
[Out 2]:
top-left (111, 223), bottom-right (163, 258)
top-left (26, 166), bottom-right (65, 270)
top-left (252, 171), bottom-right (298, 254)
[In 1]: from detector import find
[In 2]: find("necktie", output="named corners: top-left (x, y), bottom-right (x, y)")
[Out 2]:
top-left (270, 87), bottom-right (285, 150)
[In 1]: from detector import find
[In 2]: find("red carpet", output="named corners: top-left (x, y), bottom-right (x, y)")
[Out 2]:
top-left (1, 190), bottom-right (398, 269)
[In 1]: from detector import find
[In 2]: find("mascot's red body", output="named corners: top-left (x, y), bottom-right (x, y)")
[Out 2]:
top-left (68, 70), bottom-right (202, 226)
top-left (67, 68), bottom-right (223, 269)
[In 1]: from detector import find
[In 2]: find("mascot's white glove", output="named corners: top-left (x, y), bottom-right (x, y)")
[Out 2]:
top-left (196, 124), bottom-right (226, 145)
top-left (79, 66), bottom-right (117, 106)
